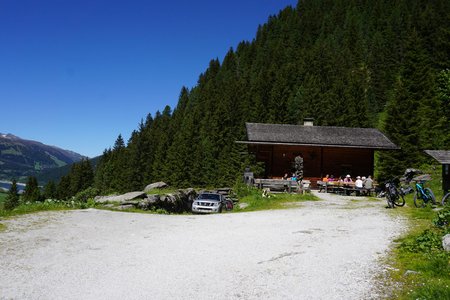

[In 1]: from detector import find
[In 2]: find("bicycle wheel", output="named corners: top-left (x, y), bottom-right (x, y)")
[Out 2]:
top-left (393, 193), bottom-right (405, 207)
top-left (442, 192), bottom-right (450, 206)
top-left (424, 188), bottom-right (436, 205)
top-left (386, 193), bottom-right (394, 208)
top-left (414, 191), bottom-right (425, 208)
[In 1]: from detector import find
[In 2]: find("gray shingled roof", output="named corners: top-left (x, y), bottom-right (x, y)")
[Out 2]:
top-left (425, 150), bottom-right (450, 164)
top-left (240, 123), bottom-right (399, 150)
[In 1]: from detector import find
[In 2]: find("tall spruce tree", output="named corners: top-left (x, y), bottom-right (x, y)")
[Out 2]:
top-left (43, 180), bottom-right (57, 200)
top-left (435, 69), bottom-right (450, 149)
top-left (22, 176), bottom-right (40, 202)
top-left (57, 175), bottom-right (71, 200)
top-left (69, 158), bottom-right (94, 195)
top-left (4, 179), bottom-right (19, 210)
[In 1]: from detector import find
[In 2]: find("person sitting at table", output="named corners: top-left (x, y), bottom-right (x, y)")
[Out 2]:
top-left (361, 176), bottom-right (367, 195)
top-left (291, 173), bottom-right (297, 182)
top-left (355, 176), bottom-right (363, 188)
top-left (343, 174), bottom-right (353, 183)
top-left (355, 176), bottom-right (363, 195)
top-left (364, 176), bottom-right (373, 188)
top-left (343, 175), bottom-right (353, 195)
top-left (363, 175), bottom-right (374, 195)
top-left (328, 175), bottom-right (335, 182)
top-left (322, 174), bottom-right (329, 182)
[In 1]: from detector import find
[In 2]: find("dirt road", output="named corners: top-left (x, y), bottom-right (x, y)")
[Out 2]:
top-left (0, 192), bottom-right (405, 299)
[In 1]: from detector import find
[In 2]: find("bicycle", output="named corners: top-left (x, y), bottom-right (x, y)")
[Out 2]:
top-left (441, 190), bottom-right (450, 206)
top-left (401, 169), bottom-right (437, 208)
top-left (413, 179), bottom-right (436, 208)
top-left (384, 178), bottom-right (406, 208)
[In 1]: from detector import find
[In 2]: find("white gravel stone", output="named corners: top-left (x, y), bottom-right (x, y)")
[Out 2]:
top-left (0, 192), bottom-right (406, 299)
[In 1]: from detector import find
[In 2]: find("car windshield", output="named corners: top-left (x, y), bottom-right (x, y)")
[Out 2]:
top-left (198, 193), bottom-right (220, 201)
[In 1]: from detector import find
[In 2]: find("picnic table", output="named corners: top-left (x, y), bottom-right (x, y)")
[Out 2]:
top-left (317, 181), bottom-right (375, 196)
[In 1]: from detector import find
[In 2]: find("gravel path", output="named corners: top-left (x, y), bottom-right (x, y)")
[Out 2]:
top-left (0, 191), bottom-right (406, 299)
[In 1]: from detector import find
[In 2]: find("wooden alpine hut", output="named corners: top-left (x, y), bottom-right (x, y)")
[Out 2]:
top-left (237, 120), bottom-right (399, 180)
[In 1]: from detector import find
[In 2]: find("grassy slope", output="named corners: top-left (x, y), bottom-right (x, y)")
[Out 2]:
top-left (0, 192), bottom-right (6, 209)
top-left (385, 164), bottom-right (450, 299)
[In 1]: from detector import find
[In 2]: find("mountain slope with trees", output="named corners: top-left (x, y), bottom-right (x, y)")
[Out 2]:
top-left (0, 134), bottom-right (84, 181)
top-left (87, 0), bottom-right (449, 194)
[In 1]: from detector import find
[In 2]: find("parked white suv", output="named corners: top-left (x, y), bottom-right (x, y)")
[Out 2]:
top-left (192, 192), bottom-right (232, 213)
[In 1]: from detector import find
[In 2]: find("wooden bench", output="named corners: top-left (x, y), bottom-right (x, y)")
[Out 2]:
top-left (254, 179), bottom-right (297, 193)
top-left (316, 180), bottom-right (327, 192)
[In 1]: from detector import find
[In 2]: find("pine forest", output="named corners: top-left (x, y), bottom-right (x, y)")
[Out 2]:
top-left (64, 0), bottom-right (450, 196)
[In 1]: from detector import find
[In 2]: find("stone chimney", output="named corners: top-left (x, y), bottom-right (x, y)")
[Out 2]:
top-left (303, 118), bottom-right (314, 126)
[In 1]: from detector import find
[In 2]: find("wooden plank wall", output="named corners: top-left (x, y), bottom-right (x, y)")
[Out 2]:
top-left (250, 145), bottom-right (374, 179)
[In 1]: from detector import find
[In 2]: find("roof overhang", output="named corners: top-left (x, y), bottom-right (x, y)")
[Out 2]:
top-left (241, 122), bottom-right (399, 150)
top-left (236, 140), bottom-right (399, 150)
top-left (425, 150), bottom-right (450, 164)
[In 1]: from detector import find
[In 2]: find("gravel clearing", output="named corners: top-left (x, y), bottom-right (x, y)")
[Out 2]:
top-left (0, 191), bottom-right (406, 299)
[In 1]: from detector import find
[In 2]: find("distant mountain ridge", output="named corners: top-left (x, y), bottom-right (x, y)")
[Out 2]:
top-left (0, 133), bottom-right (84, 181)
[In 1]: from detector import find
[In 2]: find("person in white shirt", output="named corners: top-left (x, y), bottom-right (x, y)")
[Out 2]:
top-left (355, 176), bottom-right (363, 195)
top-left (355, 176), bottom-right (363, 188)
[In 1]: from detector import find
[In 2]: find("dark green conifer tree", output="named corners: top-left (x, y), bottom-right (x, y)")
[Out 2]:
top-left (150, 106), bottom-right (173, 183)
top-left (126, 128), bottom-right (145, 191)
top-left (94, 148), bottom-right (113, 194)
top-left (57, 175), bottom-right (71, 200)
top-left (43, 180), bottom-right (57, 199)
top-left (68, 158), bottom-right (94, 195)
top-left (165, 89), bottom-right (194, 187)
top-left (4, 179), bottom-right (20, 210)
top-left (22, 176), bottom-right (40, 202)
top-left (434, 69), bottom-right (450, 149)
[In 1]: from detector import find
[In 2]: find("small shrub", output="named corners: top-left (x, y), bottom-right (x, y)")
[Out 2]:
top-left (408, 280), bottom-right (450, 300)
top-left (401, 229), bottom-right (443, 253)
top-left (433, 206), bottom-right (450, 228)
top-left (233, 180), bottom-right (255, 198)
top-left (73, 187), bottom-right (100, 203)
top-left (151, 207), bottom-right (169, 214)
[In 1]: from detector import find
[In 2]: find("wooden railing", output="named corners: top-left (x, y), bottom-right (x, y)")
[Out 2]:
top-left (254, 179), bottom-right (311, 193)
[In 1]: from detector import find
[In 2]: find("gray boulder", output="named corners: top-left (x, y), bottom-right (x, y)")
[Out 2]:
top-left (443, 234), bottom-right (450, 251)
top-left (239, 203), bottom-right (249, 209)
top-left (144, 182), bottom-right (168, 192)
top-left (95, 194), bottom-right (117, 202)
top-left (138, 195), bottom-right (160, 210)
top-left (95, 191), bottom-right (147, 204)
top-left (141, 190), bottom-right (198, 213)
top-left (116, 204), bottom-right (135, 210)
top-left (178, 188), bottom-right (197, 211)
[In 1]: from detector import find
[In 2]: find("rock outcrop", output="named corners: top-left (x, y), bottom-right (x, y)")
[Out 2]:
top-left (96, 188), bottom-right (198, 213)
top-left (94, 191), bottom-right (147, 204)
top-left (144, 182), bottom-right (168, 192)
top-left (443, 234), bottom-right (450, 251)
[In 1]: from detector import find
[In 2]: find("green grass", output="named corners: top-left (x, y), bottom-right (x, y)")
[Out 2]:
top-left (1, 148), bottom-right (21, 156)
top-left (47, 153), bottom-right (67, 167)
top-left (384, 163), bottom-right (450, 299)
top-left (0, 199), bottom-right (94, 218)
top-left (0, 192), bottom-right (6, 210)
top-left (232, 187), bottom-right (319, 212)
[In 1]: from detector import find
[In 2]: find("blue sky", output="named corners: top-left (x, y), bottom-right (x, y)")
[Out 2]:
top-left (0, 0), bottom-right (298, 158)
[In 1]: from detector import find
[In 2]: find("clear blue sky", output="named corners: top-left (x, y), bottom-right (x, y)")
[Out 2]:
top-left (0, 0), bottom-right (298, 158)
